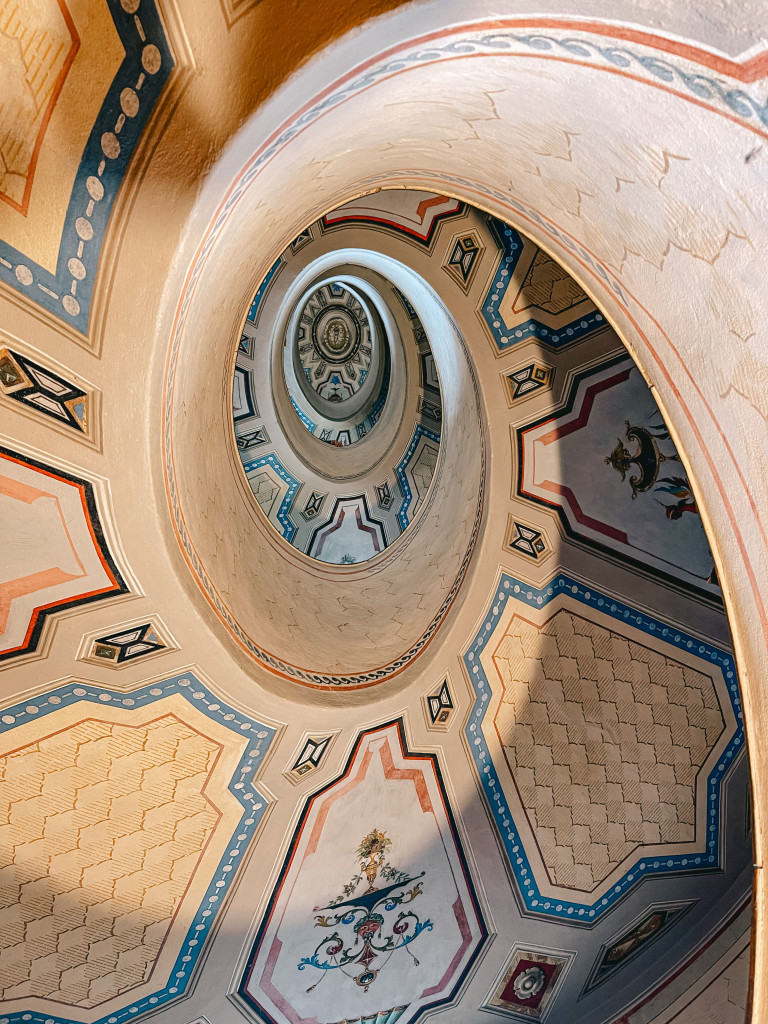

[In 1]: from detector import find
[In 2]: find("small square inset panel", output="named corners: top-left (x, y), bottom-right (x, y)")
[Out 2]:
top-left (0, 345), bottom-right (98, 444)
top-left (301, 489), bottom-right (327, 521)
top-left (285, 733), bottom-right (337, 784)
top-left (239, 332), bottom-right (255, 359)
top-left (78, 617), bottom-right (175, 671)
top-left (582, 902), bottom-right (691, 994)
top-left (91, 625), bottom-right (165, 664)
top-left (487, 948), bottom-right (570, 1019)
top-left (505, 361), bottom-right (553, 404)
top-left (425, 677), bottom-right (454, 731)
top-left (289, 226), bottom-right (313, 254)
top-left (236, 425), bottom-right (270, 453)
top-left (418, 392), bottom-right (442, 425)
top-left (376, 479), bottom-right (394, 510)
top-left (505, 516), bottom-right (550, 561)
top-left (443, 230), bottom-right (484, 292)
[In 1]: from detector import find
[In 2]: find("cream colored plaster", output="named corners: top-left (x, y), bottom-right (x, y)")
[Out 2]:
top-left (0, 2), bottom-right (764, 1023)
top-left (0, 694), bottom-right (248, 1020)
top-left (494, 609), bottom-right (725, 890)
top-left (105, 6), bottom-right (765, 1007)
top-left (673, 948), bottom-right (750, 1024)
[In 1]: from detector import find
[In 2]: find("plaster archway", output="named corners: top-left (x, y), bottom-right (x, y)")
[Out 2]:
top-left (152, 13), bottom-right (768, 1017)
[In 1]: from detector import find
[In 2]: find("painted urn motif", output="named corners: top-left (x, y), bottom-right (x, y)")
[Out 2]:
top-left (298, 829), bottom-right (430, 994)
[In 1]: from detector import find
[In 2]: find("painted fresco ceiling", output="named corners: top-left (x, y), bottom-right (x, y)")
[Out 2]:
top-left (0, 6), bottom-right (757, 1024)
top-left (234, 254), bottom-right (443, 564)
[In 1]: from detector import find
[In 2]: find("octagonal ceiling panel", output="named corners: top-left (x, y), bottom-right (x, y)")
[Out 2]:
top-left (0, 444), bottom-right (127, 660)
top-left (0, 672), bottom-right (276, 1024)
top-left (464, 574), bottom-right (741, 920)
top-left (481, 218), bottom-right (606, 354)
top-left (0, 10), bottom-right (761, 1014)
top-left (241, 721), bottom-right (486, 1024)
top-left (518, 355), bottom-right (719, 598)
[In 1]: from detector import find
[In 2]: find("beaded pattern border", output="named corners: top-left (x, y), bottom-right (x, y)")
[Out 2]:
top-left (0, 0), bottom-right (173, 333)
top-left (482, 218), bottom-right (606, 352)
top-left (463, 573), bottom-right (742, 923)
top-left (0, 672), bottom-right (276, 1024)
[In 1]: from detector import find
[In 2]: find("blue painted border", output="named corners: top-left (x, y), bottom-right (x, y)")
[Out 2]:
top-left (464, 574), bottom-right (743, 922)
top-left (481, 218), bottom-right (606, 352)
top-left (505, 33), bottom-right (768, 128)
top-left (247, 257), bottom-right (282, 323)
top-left (0, 0), bottom-right (173, 334)
top-left (242, 451), bottom-right (299, 541)
top-left (0, 672), bottom-right (275, 1024)
top-left (395, 424), bottom-right (441, 529)
top-left (289, 393), bottom-right (317, 434)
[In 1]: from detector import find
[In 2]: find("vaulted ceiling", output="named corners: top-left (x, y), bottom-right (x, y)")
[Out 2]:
top-left (1, 4), bottom-right (767, 1024)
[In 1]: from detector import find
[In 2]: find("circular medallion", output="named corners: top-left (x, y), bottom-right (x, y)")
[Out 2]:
top-left (355, 969), bottom-right (378, 990)
top-left (513, 965), bottom-right (547, 1000)
top-left (288, 280), bottom-right (386, 436)
top-left (307, 293), bottom-right (363, 366)
top-left (314, 309), bottom-right (358, 362)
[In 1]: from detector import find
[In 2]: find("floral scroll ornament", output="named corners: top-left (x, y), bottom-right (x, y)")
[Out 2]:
top-left (604, 418), bottom-right (715, 584)
top-left (513, 965), bottom-right (547, 1000)
top-left (604, 419), bottom-right (708, 520)
top-left (298, 829), bottom-right (432, 993)
top-left (604, 420), bottom-right (681, 500)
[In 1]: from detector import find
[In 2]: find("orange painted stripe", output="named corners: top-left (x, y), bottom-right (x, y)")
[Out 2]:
top-left (162, 19), bottom-right (768, 688)
top-left (0, 567), bottom-right (78, 633)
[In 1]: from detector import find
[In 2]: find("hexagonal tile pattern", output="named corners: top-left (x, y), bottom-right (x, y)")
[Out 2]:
top-left (493, 610), bottom-right (725, 890)
top-left (465, 575), bottom-right (741, 920)
top-left (0, 677), bottom-right (276, 1024)
top-left (0, 715), bottom-right (219, 1006)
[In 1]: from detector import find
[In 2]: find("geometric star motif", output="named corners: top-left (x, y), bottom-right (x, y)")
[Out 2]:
top-left (91, 622), bottom-right (166, 663)
top-left (444, 231), bottom-right (483, 291)
top-left (426, 678), bottom-right (454, 729)
top-left (506, 361), bottom-right (552, 402)
top-left (507, 520), bottom-right (547, 559)
top-left (0, 348), bottom-right (89, 433)
top-left (290, 735), bottom-right (332, 779)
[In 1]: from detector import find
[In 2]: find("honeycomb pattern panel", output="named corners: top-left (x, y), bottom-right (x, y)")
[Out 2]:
top-left (0, 676), bottom-right (276, 1024)
top-left (0, 716), bottom-right (217, 1005)
top-left (494, 610), bottom-right (724, 889)
top-left (464, 575), bottom-right (742, 921)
